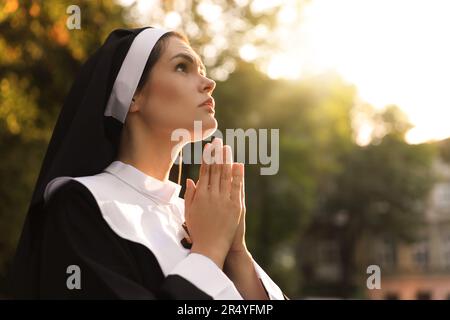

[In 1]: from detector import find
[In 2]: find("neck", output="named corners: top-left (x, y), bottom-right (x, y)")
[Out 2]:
top-left (117, 126), bottom-right (183, 183)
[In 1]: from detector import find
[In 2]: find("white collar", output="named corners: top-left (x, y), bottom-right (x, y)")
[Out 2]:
top-left (103, 160), bottom-right (182, 205)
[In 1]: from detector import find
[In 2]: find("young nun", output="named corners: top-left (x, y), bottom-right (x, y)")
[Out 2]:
top-left (10, 27), bottom-right (287, 300)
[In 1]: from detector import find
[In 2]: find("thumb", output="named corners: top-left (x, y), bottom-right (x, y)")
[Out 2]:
top-left (184, 178), bottom-right (196, 206)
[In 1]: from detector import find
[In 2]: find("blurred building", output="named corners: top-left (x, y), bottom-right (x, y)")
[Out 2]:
top-left (304, 157), bottom-right (450, 299)
top-left (366, 157), bottom-right (450, 300)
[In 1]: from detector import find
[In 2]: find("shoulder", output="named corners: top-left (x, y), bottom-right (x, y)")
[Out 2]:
top-left (44, 179), bottom-right (100, 223)
top-left (46, 179), bottom-right (95, 206)
top-left (42, 179), bottom-right (126, 249)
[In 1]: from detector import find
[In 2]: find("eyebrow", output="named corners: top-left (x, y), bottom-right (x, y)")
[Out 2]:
top-left (170, 53), bottom-right (206, 75)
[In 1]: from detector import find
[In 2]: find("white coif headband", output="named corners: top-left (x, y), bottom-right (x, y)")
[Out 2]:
top-left (104, 27), bottom-right (171, 123)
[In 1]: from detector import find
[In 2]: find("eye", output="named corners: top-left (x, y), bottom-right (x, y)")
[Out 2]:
top-left (176, 63), bottom-right (188, 73)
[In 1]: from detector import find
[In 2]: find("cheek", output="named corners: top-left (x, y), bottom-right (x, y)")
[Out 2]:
top-left (142, 77), bottom-right (197, 128)
top-left (157, 76), bottom-right (195, 107)
top-left (153, 77), bottom-right (183, 105)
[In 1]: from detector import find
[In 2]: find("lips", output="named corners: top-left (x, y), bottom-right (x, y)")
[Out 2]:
top-left (199, 97), bottom-right (215, 110)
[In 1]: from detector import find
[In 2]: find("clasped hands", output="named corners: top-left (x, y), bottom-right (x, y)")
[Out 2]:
top-left (183, 137), bottom-right (248, 269)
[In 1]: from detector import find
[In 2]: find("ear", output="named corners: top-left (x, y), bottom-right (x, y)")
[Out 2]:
top-left (129, 96), bottom-right (139, 113)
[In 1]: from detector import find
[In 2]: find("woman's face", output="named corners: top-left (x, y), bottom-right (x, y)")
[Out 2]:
top-left (131, 36), bottom-right (217, 142)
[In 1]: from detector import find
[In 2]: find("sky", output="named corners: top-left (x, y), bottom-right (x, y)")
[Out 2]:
top-left (261, 0), bottom-right (450, 144)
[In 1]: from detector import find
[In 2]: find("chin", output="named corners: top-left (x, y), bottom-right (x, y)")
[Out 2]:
top-left (186, 115), bottom-right (217, 142)
top-left (202, 128), bottom-right (216, 140)
top-left (202, 117), bottom-right (218, 139)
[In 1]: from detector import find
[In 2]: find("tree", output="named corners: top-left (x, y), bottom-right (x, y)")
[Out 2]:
top-left (300, 106), bottom-right (437, 298)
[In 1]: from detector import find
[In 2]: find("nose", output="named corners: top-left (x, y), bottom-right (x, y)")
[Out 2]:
top-left (202, 76), bottom-right (216, 94)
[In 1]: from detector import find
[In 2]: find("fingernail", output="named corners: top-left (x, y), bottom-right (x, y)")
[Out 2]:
top-left (225, 145), bottom-right (233, 164)
top-left (203, 143), bottom-right (212, 164)
top-left (238, 163), bottom-right (244, 175)
top-left (211, 138), bottom-right (222, 164)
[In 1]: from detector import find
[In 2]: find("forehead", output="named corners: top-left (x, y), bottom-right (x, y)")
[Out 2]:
top-left (162, 36), bottom-right (205, 69)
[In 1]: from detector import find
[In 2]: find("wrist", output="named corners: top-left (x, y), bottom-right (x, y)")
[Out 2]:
top-left (224, 248), bottom-right (253, 271)
top-left (191, 243), bottom-right (227, 269)
top-left (228, 243), bottom-right (249, 255)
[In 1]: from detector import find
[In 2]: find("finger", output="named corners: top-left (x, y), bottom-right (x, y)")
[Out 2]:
top-left (204, 141), bottom-right (214, 165)
top-left (184, 178), bottom-right (196, 206)
top-left (220, 145), bottom-right (233, 194)
top-left (201, 142), bottom-right (212, 166)
top-left (231, 163), bottom-right (243, 202)
top-left (214, 138), bottom-right (224, 164)
top-left (241, 164), bottom-right (246, 209)
top-left (241, 163), bottom-right (245, 199)
top-left (197, 143), bottom-right (211, 190)
top-left (210, 163), bottom-right (221, 194)
top-left (210, 138), bottom-right (222, 193)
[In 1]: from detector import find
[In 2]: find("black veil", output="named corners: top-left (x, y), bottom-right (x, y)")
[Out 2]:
top-left (10, 27), bottom-right (155, 298)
